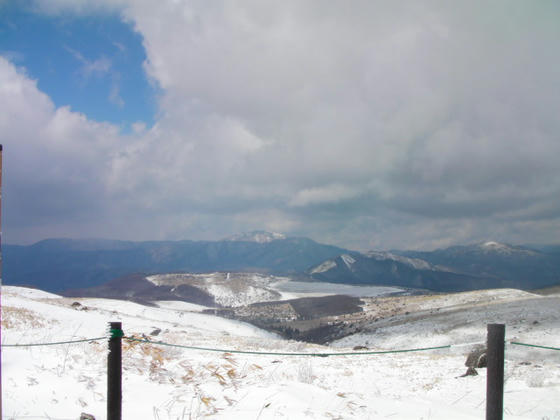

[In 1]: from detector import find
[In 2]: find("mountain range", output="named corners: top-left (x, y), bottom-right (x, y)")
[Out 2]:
top-left (4, 232), bottom-right (560, 293)
top-left (3, 232), bottom-right (345, 292)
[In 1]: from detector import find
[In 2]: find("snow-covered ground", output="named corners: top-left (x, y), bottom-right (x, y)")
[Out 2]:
top-left (147, 273), bottom-right (284, 307)
top-left (2, 285), bottom-right (560, 419)
top-left (147, 273), bottom-right (406, 307)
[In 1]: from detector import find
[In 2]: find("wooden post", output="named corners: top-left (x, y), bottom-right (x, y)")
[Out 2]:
top-left (0, 143), bottom-right (3, 420)
top-left (486, 323), bottom-right (505, 420)
top-left (108, 321), bottom-right (123, 420)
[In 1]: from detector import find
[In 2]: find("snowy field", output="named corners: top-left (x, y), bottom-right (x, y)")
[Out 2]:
top-left (2, 285), bottom-right (560, 419)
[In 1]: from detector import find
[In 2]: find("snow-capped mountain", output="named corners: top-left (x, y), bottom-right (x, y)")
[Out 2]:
top-left (460, 241), bottom-right (538, 256)
top-left (395, 241), bottom-right (560, 290)
top-left (224, 230), bottom-right (287, 243)
top-left (307, 240), bottom-right (560, 292)
top-left (307, 251), bottom-right (491, 292)
top-left (363, 251), bottom-right (437, 271)
top-left (4, 235), bottom-right (346, 293)
top-left (4, 236), bottom-right (560, 294)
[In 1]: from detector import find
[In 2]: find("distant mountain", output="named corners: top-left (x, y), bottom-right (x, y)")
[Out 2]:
top-left (307, 252), bottom-right (497, 292)
top-left (523, 244), bottom-right (560, 255)
top-left (224, 230), bottom-right (287, 243)
top-left (393, 241), bottom-right (560, 289)
top-left (308, 241), bottom-right (560, 291)
top-left (5, 235), bottom-right (560, 294)
top-left (3, 234), bottom-right (347, 292)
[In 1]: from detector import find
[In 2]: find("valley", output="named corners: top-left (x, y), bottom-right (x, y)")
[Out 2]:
top-left (64, 270), bottom-right (560, 348)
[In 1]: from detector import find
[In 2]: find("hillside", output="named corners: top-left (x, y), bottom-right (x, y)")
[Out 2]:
top-left (309, 242), bottom-right (560, 291)
top-left (395, 242), bottom-right (560, 289)
top-left (2, 285), bottom-right (559, 419)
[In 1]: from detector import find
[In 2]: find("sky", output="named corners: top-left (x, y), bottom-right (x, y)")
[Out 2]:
top-left (0, 0), bottom-right (559, 251)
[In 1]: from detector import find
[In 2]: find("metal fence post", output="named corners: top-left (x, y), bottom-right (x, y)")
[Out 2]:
top-left (108, 322), bottom-right (123, 420)
top-left (486, 323), bottom-right (505, 420)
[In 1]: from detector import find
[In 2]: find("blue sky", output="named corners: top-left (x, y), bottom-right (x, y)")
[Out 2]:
top-left (1, 1), bottom-right (559, 250)
top-left (0, 3), bottom-right (155, 132)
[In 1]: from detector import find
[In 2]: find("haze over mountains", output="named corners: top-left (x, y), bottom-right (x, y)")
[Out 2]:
top-left (4, 231), bottom-right (560, 294)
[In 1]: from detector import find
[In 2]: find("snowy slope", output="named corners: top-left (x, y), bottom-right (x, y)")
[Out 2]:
top-left (333, 289), bottom-right (560, 349)
top-left (148, 272), bottom-right (283, 307)
top-left (2, 285), bottom-right (560, 419)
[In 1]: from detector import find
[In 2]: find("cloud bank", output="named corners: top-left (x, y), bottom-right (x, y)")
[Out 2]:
top-left (2, 0), bottom-right (560, 250)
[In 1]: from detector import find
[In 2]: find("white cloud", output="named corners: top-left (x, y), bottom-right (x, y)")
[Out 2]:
top-left (4, 1), bottom-right (560, 249)
top-left (289, 184), bottom-right (363, 207)
top-left (0, 57), bottom-right (121, 241)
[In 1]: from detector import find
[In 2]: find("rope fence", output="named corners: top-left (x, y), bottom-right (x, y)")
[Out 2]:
top-left (2, 336), bottom-right (559, 354)
top-left (3, 323), bottom-right (559, 420)
top-left (509, 341), bottom-right (560, 351)
top-left (1, 337), bottom-right (107, 347)
top-left (123, 336), bottom-right (452, 356)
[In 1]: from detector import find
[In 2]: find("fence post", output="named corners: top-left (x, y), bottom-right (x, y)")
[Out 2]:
top-left (486, 323), bottom-right (505, 420)
top-left (0, 144), bottom-right (4, 420)
top-left (108, 322), bottom-right (123, 420)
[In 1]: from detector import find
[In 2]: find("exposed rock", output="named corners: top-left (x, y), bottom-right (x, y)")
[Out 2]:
top-left (465, 345), bottom-right (487, 368)
top-left (353, 345), bottom-right (368, 351)
top-left (80, 413), bottom-right (95, 420)
top-left (459, 367), bottom-right (479, 377)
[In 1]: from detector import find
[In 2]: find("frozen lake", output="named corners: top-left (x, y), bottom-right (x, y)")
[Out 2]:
top-left (272, 280), bottom-right (405, 297)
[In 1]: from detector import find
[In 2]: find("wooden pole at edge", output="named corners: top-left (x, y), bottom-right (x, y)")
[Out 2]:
top-left (0, 144), bottom-right (4, 420)
top-left (486, 323), bottom-right (505, 420)
top-left (108, 321), bottom-right (123, 420)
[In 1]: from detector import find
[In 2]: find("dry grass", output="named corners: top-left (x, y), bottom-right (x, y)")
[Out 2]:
top-left (1, 306), bottom-right (52, 329)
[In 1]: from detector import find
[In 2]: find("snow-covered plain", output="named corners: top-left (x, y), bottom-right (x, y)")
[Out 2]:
top-left (2, 285), bottom-right (560, 419)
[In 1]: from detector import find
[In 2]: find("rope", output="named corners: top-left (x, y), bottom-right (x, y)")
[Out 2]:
top-left (510, 341), bottom-right (560, 351)
top-left (124, 336), bottom-right (451, 357)
top-left (4, 336), bottom-right (558, 354)
top-left (1, 337), bottom-right (107, 348)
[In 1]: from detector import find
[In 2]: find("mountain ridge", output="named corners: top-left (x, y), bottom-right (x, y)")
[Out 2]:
top-left (4, 235), bottom-right (560, 293)
top-left (3, 233), bottom-right (347, 292)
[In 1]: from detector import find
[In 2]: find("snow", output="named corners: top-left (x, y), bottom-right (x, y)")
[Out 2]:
top-left (2, 285), bottom-right (61, 299)
top-left (3, 285), bottom-right (560, 419)
top-left (154, 300), bottom-right (208, 312)
top-left (478, 241), bottom-right (537, 256)
top-left (340, 254), bottom-right (356, 270)
top-left (207, 283), bottom-right (277, 307)
top-left (225, 231), bottom-right (286, 243)
top-left (365, 251), bottom-right (434, 270)
top-left (147, 272), bottom-right (283, 307)
top-left (310, 259), bottom-right (337, 274)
